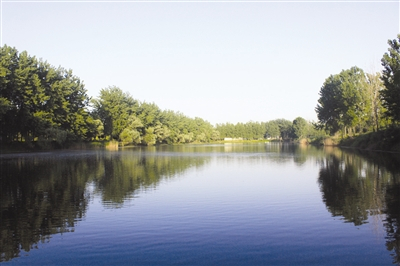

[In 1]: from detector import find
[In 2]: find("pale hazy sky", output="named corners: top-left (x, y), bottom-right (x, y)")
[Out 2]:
top-left (1, 1), bottom-right (399, 125)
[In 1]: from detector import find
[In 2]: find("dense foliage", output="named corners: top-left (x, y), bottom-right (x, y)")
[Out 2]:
top-left (91, 86), bottom-right (220, 145)
top-left (381, 34), bottom-right (400, 123)
top-left (0, 45), bottom-right (323, 147)
top-left (0, 45), bottom-right (97, 147)
top-left (216, 118), bottom-right (321, 141)
top-left (316, 34), bottom-right (400, 137)
top-left (316, 68), bottom-right (389, 136)
top-left (91, 85), bottom-right (320, 143)
top-left (316, 67), bottom-right (368, 135)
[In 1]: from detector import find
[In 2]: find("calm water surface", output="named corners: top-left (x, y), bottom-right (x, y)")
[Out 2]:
top-left (1, 143), bottom-right (399, 265)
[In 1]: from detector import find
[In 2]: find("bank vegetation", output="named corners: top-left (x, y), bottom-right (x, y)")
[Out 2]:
top-left (1, 34), bottom-right (400, 152)
top-left (315, 34), bottom-right (400, 152)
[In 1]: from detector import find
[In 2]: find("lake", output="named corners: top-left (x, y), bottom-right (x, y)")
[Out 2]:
top-left (1, 143), bottom-right (399, 265)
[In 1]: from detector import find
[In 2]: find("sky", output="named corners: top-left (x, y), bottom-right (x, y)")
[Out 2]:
top-left (1, 0), bottom-right (399, 125)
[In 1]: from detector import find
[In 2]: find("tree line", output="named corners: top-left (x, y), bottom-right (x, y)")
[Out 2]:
top-left (0, 45), bottom-right (218, 146)
top-left (0, 45), bottom-right (321, 147)
top-left (2, 34), bottom-right (399, 147)
top-left (0, 45), bottom-right (96, 147)
top-left (216, 118), bottom-right (323, 141)
top-left (91, 86), bottom-right (319, 144)
top-left (92, 86), bottom-right (220, 145)
top-left (315, 34), bottom-right (400, 137)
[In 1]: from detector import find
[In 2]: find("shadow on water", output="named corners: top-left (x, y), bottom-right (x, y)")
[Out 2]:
top-left (317, 148), bottom-right (400, 264)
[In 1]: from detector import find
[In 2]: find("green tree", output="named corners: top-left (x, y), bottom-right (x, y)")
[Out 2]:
top-left (137, 102), bottom-right (161, 129)
top-left (366, 72), bottom-right (387, 131)
top-left (0, 46), bottom-right (19, 141)
top-left (143, 127), bottom-right (156, 145)
top-left (0, 45), bottom-right (93, 144)
top-left (211, 130), bottom-right (220, 141)
top-left (271, 119), bottom-right (294, 140)
top-left (265, 121), bottom-right (280, 139)
top-left (381, 34), bottom-right (400, 123)
top-left (316, 67), bottom-right (369, 136)
top-left (119, 128), bottom-right (141, 144)
top-left (92, 86), bottom-right (138, 139)
top-left (153, 122), bottom-right (171, 144)
top-left (315, 74), bottom-right (343, 135)
top-left (292, 117), bottom-right (308, 139)
top-left (56, 69), bottom-right (92, 140)
top-left (0, 97), bottom-right (11, 116)
top-left (92, 119), bottom-right (104, 139)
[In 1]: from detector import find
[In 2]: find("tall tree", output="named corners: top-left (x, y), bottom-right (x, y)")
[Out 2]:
top-left (264, 121), bottom-right (280, 139)
top-left (0, 46), bottom-right (18, 141)
top-left (315, 74), bottom-right (343, 135)
top-left (92, 86), bottom-right (138, 139)
top-left (316, 67), bottom-right (369, 136)
top-left (292, 117), bottom-right (308, 139)
top-left (270, 119), bottom-right (294, 140)
top-left (381, 34), bottom-right (400, 123)
top-left (0, 45), bottom-right (93, 144)
top-left (366, 72), bottom-right (387, 131)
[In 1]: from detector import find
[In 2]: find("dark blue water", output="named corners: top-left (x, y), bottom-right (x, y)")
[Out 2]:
top-left (1, 144), bottom-right (399, 265)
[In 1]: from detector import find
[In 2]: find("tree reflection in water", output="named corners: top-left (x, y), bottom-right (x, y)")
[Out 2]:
top-left (317, 148), bottom-right (400, 264)
top-left (0, 155), bottom-right (93, 261)
top-left (0, 149), bottom-right (209, 262)
top-left (1, 145), bottom-right (399, 264)
top-left (385, 182), bottom-right (400, 264)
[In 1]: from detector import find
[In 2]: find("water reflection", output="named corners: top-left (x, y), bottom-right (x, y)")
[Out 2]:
top-left (0, 144), bottom-right (399, 264)
top-left (94, 149), bottom-right (210, 207)
top-left (317, 148), bottom-right (400, 264)
top-left (385, 183), bottom-right (400, 265)
top-left (0, 155), bottom-right (93, 261)
top-left (0, 149), bottom-right (209, 262)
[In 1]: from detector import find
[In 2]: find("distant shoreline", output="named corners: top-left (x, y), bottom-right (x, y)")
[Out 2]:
top-left (2, 129), bottom-right (400, 156)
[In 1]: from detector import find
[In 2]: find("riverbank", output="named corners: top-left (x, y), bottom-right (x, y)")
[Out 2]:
top-left (0, 140), bottom-right (119, 154)
top-left (339, 128), bottom-right (400, 153)
top-left (309, 128), bottom-right (399, 153)
top-left (307, 128), bottom-right (400, 153)
top-left (1, 139), bottom-right (270, 154)
top-left (3, 130), bottom-right (400, 155)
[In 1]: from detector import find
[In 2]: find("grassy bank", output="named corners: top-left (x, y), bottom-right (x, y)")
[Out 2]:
top-left (339, 128), bottom-right (400, 153)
